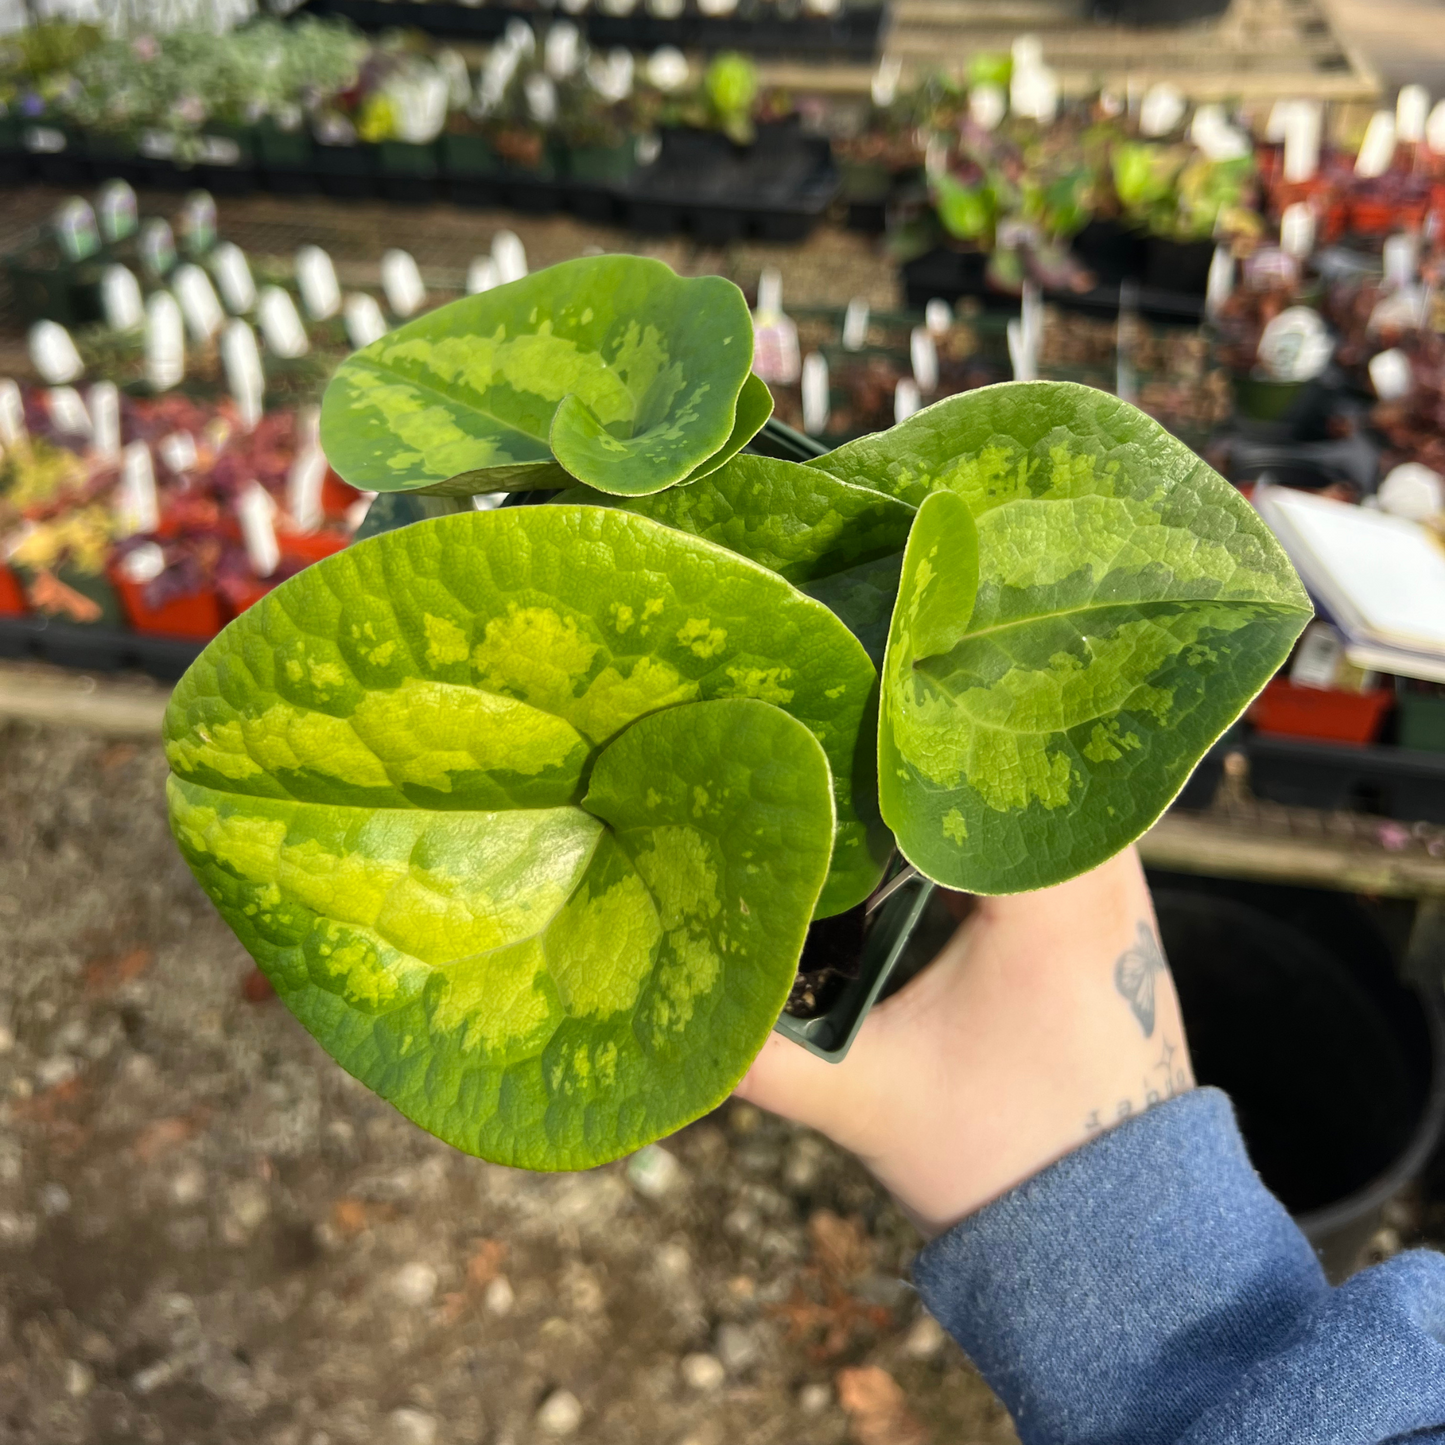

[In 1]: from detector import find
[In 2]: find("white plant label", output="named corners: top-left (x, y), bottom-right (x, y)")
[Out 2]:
top-left (491, 230), bottom-right (528, 284)
top-left (751, 312), bottom-right (799, 386)
top-left (756, 268), bottom-right (783, 319)
top-left (909, 326), bottom-right (939, 393)
top-left (53, 198), bottom-right (100, 263)
top-left (1279, 203), bottom-right (1315, 260)
top-left (237, 482), bottom-right (280, 578)
top-left (544, 21), bottom-right (581, 79)
top-left (1369, 348), bottom-right (1413, 400)
top-left (467, 256), bottom-right (500, 294)
top-left (1290, 621), bottom-right (1346, 689)
top-left (924, 298), bottom-right (952, 336)
top-left (1355, 111), bottom-right (1397, 178)
top-left (1007, 318), bottom-right (1037, 383)
top-left (145, 292), bottom-right (186, 392)
top-left (1429, 100), bottom-right (1445, 155)
top-left (221, 321), bottom-right (266, 430)
top-left (968, 84), bottom-right (1006, 132)
top-left (1258, 306), bottom-right (1332, 382)
top-left (120, 542), bottom-right (166, 586)
top-left (210, 242), bottom-right (256, 315)
top-left (180, 191), bottom-right (217, 255)
top-left (24, 126), bottom-right (65, 154)
top-left (1282, 102), bottom-right (1322, 183)
top-left (381, 249), bottom-right (426, 318)
top-left (97, 179), bottom-right (138, 244)
top-left (159, 431), bottom-right (198, 476)
top-left (871, 57), bottom-right (902, 108)
top-left (1397, 84), bottom-right (1430, 144)
top-left (287, 444), bottom-right (328, 534)
top-left (173, 264), bottom-right (224, 345)
top-left (1379, 462), bottom-right (1445, 521)
top-left (1205, 245), bottom-right (1236, 317)
top-left (800, 352), bottom-right (830, 436)
top-left (29, 321), bottom-right (83, 385)
top-left (102, 265), bottom-right (145, 332)
top-left (344, 293), bottom-right (388, 351)
top-left (0, 379), bottom-right (24, 448)
top-left (1139, 83), bottom-right (1186, 138)
top-left (437, 47), bottom-right (472, 109)
top-left (256, 286), bottom-right (310, 359)
top-left (117, 441), bottom-right (160, 537)
top-left (197, 135), bottom-right (242, 167)
top-left (842, 298), bottom-right (870, 351)
top-left (88, 382), bottom-right (120, 460)
top-left (47, 386), bottom-right (90, 438)
top-left (140, 219), bottom-right (177, 280)
top-left (1383, 233), bottom-right (1418, 289)
top-left (295, 245), bottom-right (341, 321)
top-left (894, 378), bottom-right (921, 424)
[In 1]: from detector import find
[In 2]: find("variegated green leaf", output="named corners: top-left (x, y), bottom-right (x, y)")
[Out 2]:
top-left (163, 507), bottom-right (867, 1166)
top-left (874, 390), bottom-right (1312, 893)
top-left (320, 256), bottom-right (759, 499)
top-left (556, 453), bottom-right (918, 909)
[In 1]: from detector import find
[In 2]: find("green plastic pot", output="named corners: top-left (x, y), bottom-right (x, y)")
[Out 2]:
top-left (439, 131), bottom-right (499, 177)
top-left (378, 139), bottom-right (440, 177)
top-left (255, 121), bottom-right (313, 170)
top-left (1397, 685), bottom-right (1445, 753)
top-left (566, 138), bottom-right (637, 185)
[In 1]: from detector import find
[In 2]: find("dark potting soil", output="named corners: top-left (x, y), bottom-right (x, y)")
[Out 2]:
top-left (785, 903), bottom-right (867, 1018)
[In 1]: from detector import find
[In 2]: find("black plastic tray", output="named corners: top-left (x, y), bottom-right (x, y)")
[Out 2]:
top-left (298, 0), bottom-right (886, 58)
top-left (0, 616), bottom-right (204, 682)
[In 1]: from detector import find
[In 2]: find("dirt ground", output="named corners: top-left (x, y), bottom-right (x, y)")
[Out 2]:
top-left (0, 716), bottom-right (1019, 1445)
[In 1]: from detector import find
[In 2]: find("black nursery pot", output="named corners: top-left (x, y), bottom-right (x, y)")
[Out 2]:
top-left (1150, 875), bottom-right (1445, 1279)
top-left (772, 871), bottom-right (947, 1063)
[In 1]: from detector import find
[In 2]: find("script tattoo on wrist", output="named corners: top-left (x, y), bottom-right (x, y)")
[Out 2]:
top-left (1083, 1038), bottom-right (1190, 1134)
top-left (1113, 920), bottom-right (1168, 1037)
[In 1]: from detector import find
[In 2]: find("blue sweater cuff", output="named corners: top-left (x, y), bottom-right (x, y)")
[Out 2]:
top-left (912, 1087), bottom-right (1328, 1445)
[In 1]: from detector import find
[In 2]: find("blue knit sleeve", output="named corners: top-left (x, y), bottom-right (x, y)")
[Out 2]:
top-left (912, 1087), bottom-right (1445, 1445)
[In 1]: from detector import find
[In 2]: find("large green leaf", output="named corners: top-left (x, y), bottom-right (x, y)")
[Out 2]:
top-left (163, 507), bottom-right (869, 1166)
top-left (856, 383), bottom-right (1312, 893)
top-left (557, 454), bottom-right (917, 909)
top-left (319, 256), bottom-right (759, 499)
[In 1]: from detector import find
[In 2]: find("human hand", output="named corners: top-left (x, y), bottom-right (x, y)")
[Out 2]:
top-left (736, 846), bottom-right (1194, 1237)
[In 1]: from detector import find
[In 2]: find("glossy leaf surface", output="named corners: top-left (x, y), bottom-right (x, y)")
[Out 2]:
top-left (859, 384), bottom-right (1312, 893)
top-left (320, 257), bottom-right (758, 498)
top-left (164, 507), bottom-right (864, 1166)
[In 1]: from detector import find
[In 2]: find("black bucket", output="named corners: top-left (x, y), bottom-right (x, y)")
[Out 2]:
top-left (1149, 874), bottom-right (1445, 1279)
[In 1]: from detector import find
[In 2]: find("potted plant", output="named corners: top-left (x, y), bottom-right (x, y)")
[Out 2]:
top-left (163, 254), bottom-right (1310, 1170)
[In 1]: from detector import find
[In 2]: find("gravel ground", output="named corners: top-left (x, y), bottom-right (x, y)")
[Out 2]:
top-left (0, 718), bottom-right (1018, 1445)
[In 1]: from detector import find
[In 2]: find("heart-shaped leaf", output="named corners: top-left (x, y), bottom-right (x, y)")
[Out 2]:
top-left (320, 256), bottom-right (760, 499)
top-left (164, 507), bottom-right (867, 1165)
top-left (557, 454), bottom-right (919, 911)
top-left (869, 386), bottom-right (1311, 893)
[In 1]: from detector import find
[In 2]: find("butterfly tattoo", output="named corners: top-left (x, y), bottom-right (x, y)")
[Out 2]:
top-left (1114, 922), bottom-right (1168, 1037)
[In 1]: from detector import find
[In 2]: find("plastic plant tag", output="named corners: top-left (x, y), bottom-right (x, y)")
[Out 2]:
top-left (467, 256), bottom-right (499, 294)
top-left (344, 293), bottom-right (388, 350)
top-left (1282, 101), bottom-right (1322, 183)
top-left (121, 541), bottom-right (166, 585)
top-left (871, 57), bottom-right (902, 108)
top-left (1397, 84), bottom-right (1430, 145)
top-left (53, 198), bottom-right (100, 264)
top-left (146, 292), bottom-right (186, 392)
top-left (97, 180), bottom-right (138, 244)
top-left (492, 231), bottom-right (528, 285)
top-left (801, 352), bottom-right (830, 436)
top-left (1290, 620), bottom-right (1347, 689)
top-left (1378, 462), bottom-right (1445, 521)
top-left (140, 219), bottom-right (177, 281)
top-left (894, 377), bottom-right (920, 422)
top-left (173, 265), bottom-right (224, 345)
top-left (842, 298), bottom-right (870, 351)
top-left (381, 250), bottom-right (426, 318)
top-left (159, 431), bottom-right (199, 476)
top-left (752, 269), bottom-right (800, 385)
top-left (1383, 233), bottom-right (1418, 289)
top-left (210, 242), bottom-right (256, 315)
top-left (1190, 104), bottom-right (1249, 162)
top-left (221, 321), bottom-right (265, 430)
top-left (296, 245), bottom-right (340, 321)
top-left (140, 130), bottom-right (177, 161)
top-left (197, 135), bottom-right (242, 167)
top-left (910, 327), bottom-right (939, 393)
top-left (47, 386), bottom-right (90, 438)
top-left (1205, 245), bottom-right (1236, 318)
top-left (24, 126), bottom-right (64, 154)
top-left (180, 191), bottom-right (217, 257)
top-left (236, 481), bottom-right (280, 577)
top-left (256, 286), bottom-right (310, 359)
top-left (968, 84), bottom-right (1006, 132)
top-left (925, 299), bottom-right (952, 336)
top-left (1139, 83), bottom-right (1186, 138)
top-left (117, 441), bottom-right (160, 536)
top-left (1279, 203), bottom-right (1315, 260)
top-left (102, 265), bottom-right (145, 332)
top-left (88, 382), bottom-right (120, 460)
top-left (1011, 60), bottom-right (1059, 124)
top-left (545, 21), bottom-right (581, 78)
top-left (29, 321), bottom-right (83, 385)
top-left (0, 380), bottom-right (24, 448)
top-left (1370, 348), bottom-right (1413, 400)
top-left (287, 443), bottom-right (328, 533)
top-left (1356, 112), bottom-right (1397, 178)
top-left (437, 48), bottom-right (472, 109)
top-left (1429, 100), bottom-right (1445, 156)
top-left (1007, 319), bottom-right (1037, 382)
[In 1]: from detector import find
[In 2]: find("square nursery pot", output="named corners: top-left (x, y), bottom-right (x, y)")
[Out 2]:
top-left (773, 869), bottom-right (939, 1062)
top-left (377, 140), bottom-right (442, 203)
top-left (1248, 679), bottom-right (1394, 746)
top-left (255, 122), bottom-right (315, 193)
top-left (0, 565), bottom-right (27, 617)
top-left (1143, 236), bottom-right (1216, 296)
top-left (313, 139), bottom-right (376, 199)
top-left (441, 131), bottom-right (500, 206)
top-left (112, 570), bottom-right (222, 640)
top-left (1396, 683), bottom-right (1445, 753)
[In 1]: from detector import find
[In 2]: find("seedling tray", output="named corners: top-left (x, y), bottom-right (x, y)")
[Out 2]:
top-left (0, 614), bottom-right (204, 681)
